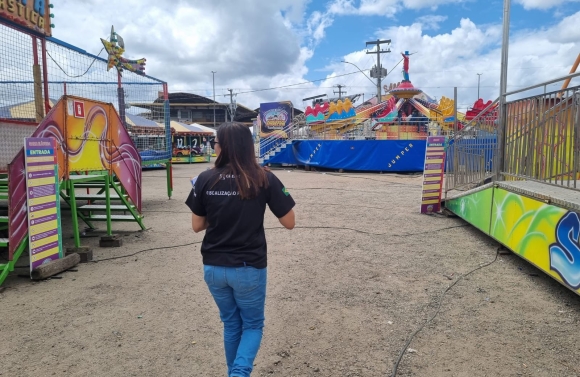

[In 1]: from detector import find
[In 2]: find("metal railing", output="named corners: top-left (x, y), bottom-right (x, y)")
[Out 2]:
top-left (445, 99), bottom-right (499, 196)
top-left (258, 113), bottom-right (306, 159)
top-left (502, 85), bottom-right (580, 189)
top-left (445, 71), bottom-right (580, 197)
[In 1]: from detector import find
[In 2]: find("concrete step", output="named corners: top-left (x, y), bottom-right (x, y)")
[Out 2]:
top-left (87, 214), bottom-right (141, 221)
top-left (78, 204), bottom-right (135, 211)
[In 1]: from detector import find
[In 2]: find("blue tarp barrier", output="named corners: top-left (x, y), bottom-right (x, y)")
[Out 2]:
top-left (140, 149), bottom-right (171, 161)
top-left (265, 140), bottom-right (427, 172)
top-left (446, 137), bottom-right (497, 172)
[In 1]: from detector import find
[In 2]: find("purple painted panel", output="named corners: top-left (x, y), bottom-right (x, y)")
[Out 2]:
top-left (8, 149), bottom-right (27, 260)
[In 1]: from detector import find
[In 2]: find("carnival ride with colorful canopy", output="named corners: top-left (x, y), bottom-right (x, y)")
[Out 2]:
top-left (303, 51), bottom-right (484, 140)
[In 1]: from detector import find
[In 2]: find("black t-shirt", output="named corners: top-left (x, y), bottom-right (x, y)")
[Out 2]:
top-left (185, 168), bottom-right (295, 269)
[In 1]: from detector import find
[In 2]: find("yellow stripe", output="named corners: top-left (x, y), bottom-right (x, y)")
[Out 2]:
top-left (422, 184), bottom-right (441, 190)
top-left (28, 177), bottom-right (55, 187)
top-left (31, 247), bottom-right (60, 262)
top-left (423, 176), bottom-right (441, 182)
top-left (422, 192), bottom-right (440, 198)
top-left (427, 147), bottom-right (444, 151)
top-left (421, 199), bottom-right (440, 205)
top-left (27, 164), bottom-right (54, 172)
top-left (28, 195), bottom-right (57, 206)
top-left (426, 152), bottom-right (444, 155)
top-left (30, 234), bottom-right (59, 249)
top-left (425, 159), bottom-right (443, 164)
top-left (27, 156), bottom-right (54, 163)
top-left (29, 207), bottom-right (57, 220)
top-left (30, 220), bottom-right (58, 236)
top-left (425, 170), bottom-right (442, 174)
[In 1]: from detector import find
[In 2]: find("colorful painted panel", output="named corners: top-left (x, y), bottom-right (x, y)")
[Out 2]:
top-left (489, 189), bottom-right (579, 291)
top-left (107, 103), bottom-right (142, 212)
top-left (445, 187), bottom-right (493, 233)
top-left (8, 149), bottom-right (27, 260)
top-left (448, 187), bottom-right (580, 293)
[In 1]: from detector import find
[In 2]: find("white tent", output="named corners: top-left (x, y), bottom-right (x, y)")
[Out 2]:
top-left (190, 123), bottom-right (217, 135)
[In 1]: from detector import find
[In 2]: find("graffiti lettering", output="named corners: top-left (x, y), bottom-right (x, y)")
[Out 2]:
top-left (388, 143), bottom-right (414, 168)
top-left (549, 212), bottom-right (580, 289)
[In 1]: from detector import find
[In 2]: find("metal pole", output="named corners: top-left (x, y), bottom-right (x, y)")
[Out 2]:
top-left (454, 87), bottom-right (458, 134)
top-left (40, 38), bottom-right (50, 114)
top-left (163, 82), bottom-right (172, 198)
top-left (227, 89), bottom-right (234, 122)
top-left (497, 0), bottom-right (511, 180)
top-left (477, 73), bottom-right (482, 99)
top-left (212, 71), bottom-right (216, 127)
top-left (377, 41), bottom-right (382, 101)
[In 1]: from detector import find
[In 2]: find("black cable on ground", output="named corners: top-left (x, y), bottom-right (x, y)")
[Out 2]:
top-left (92, 241), bottom-right (202, 262)
top-left (286, 187), bottom-right (410, 193)
top-left (390, 249), bottom-right (500, 377)
top-left (145, 171), bottom-right (422, 187)
top-left (265, 224), bottom-right (468, 237)
top-left (91, 224), bottom-right (468, 263)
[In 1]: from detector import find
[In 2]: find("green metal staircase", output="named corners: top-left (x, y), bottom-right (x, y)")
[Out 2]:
top-left (0, 173), bottom-right (29, 286)
top-left (60, 173), bottom-right (145, 248)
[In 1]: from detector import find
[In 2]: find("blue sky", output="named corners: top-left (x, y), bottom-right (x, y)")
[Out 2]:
top-left (52, 0), bottom-right (580, 111)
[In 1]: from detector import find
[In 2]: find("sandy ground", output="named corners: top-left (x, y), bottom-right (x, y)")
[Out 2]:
top-left (1, 163), bottom-right (580, 377)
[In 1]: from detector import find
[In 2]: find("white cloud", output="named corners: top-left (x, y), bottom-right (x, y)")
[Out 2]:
top-left (515, 0), bottom-right (580, 10)
top-left (44, 0), bottom-right (316, 109)
top-left (307, 11), bottom-right (335, 43)
top-left (416, 14), bottom-right (448, 30)
top-left (38, 1), bottom-right (580, 112)
top-left (319, 13), bottom-right (580, 112)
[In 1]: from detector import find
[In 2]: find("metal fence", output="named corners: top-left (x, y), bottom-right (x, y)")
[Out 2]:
top-left (444, 100), bottom-right (499, 195)
top-left (502, 84), bottom-right (580, 188)
top-left (0, 22), bottom-right (171, 165)
top-left (445, 72), bottom-right (580, 197)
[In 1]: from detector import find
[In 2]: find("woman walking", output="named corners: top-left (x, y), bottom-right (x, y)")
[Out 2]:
top-left (186, 122), bottom-right (295, 377)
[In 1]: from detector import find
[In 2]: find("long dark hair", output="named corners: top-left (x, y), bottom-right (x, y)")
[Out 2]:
top-left (213, 122), bottom-right (268, 199)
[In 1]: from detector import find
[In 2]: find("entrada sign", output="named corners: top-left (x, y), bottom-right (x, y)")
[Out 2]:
top-left (0, 0), bottom-right (52, 36)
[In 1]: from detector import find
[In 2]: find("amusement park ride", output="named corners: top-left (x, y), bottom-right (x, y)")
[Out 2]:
top-left (258, 50), bottom-right (496, 171)
top-left (0, 2), bottom-right (173, 285)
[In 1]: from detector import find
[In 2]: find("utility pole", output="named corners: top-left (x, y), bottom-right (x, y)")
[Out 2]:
top-left (333, 84), bottom-right (346, 100)
top-left (212, 71), bottom-right (216, 127)
top-left (227, 88), bottom-right (235, 122)
top-left (366, 39), bottom-right (390, 102)
top-left (477, 73), bottom-right (482, 100)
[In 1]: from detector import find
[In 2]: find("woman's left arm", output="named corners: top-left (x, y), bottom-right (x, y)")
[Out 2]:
top-left (192, 213), bottom-right (209, 233)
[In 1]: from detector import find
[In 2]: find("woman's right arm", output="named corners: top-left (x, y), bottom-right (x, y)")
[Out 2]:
top-left (266, 172), bottom-right (296, 230)
top-left (278, 209), bottom-right (295, 230)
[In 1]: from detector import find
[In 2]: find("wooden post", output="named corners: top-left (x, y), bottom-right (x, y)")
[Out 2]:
top-left (32, 36), bottom-right (44, 122)
top-left (30, 254), bottom-right (80, 280)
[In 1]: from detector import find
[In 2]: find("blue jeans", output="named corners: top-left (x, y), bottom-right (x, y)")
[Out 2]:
top-left (203, 265), bottom-right (267, 377)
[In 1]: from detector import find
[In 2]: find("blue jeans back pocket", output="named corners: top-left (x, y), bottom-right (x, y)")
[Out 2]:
top-left (203, 265), bottom-right (214, 286)
top-left (235, 266), bottom-right (260, 293)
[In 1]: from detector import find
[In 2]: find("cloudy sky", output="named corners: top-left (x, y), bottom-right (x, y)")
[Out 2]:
top-left (51, 0), bottom-right (580, 111)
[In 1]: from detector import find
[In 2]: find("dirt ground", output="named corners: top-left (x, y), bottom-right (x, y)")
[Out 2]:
top-left (1, 163), bottom-right (580, 377)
